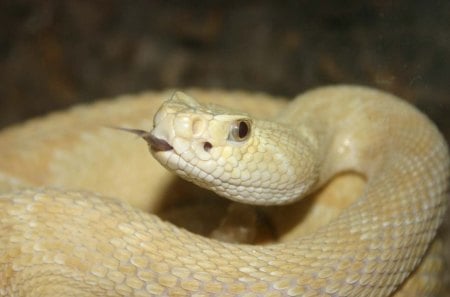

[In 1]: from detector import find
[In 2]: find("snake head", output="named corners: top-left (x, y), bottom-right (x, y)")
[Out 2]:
top-left (147, 92), bottom-right (264, 200)
top-left (143, 92), bottom-right (319, 206)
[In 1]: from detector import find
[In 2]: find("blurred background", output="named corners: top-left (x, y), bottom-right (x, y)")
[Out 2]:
top-left (1, 0), bottom-right (449, 288)
top-left (1, 1), bottom-right (449, 136)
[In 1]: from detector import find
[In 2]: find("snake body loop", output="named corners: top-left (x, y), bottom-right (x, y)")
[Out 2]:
top-left (0, 86), bottom-right (448, 296)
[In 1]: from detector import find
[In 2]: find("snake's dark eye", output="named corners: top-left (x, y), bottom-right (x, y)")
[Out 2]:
top-left (229, 119), bottom-right (251, 142)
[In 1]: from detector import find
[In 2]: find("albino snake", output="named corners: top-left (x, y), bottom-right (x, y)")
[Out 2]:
top-left (0, 86), bottom-right (448, 296)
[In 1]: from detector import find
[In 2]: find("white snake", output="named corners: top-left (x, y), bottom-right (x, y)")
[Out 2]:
top-left (0, 86), bottom-right (448, 296)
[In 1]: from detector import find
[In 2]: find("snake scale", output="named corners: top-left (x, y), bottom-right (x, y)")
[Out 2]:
top-left (0, 86), bottom-right (448, 296)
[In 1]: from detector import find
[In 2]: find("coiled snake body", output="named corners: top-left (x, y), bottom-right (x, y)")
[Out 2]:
top-left (0, 86), bottom-right (448, 296)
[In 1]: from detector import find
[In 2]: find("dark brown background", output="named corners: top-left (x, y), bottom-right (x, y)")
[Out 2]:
top-left (1, 1), bottom-right (449, 136)
top-left (1, 0), bottom-right (449, 287)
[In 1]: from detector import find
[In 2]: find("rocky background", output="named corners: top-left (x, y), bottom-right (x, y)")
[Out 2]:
top-left (1, 0), bottom-right (449, 289)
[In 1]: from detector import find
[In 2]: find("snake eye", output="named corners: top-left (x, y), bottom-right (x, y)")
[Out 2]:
top-left (229, 119), bottom-right (251, 142)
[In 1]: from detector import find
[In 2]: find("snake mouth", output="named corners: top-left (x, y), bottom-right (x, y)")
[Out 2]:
top-left (143, 134), bottom-right (173, 152)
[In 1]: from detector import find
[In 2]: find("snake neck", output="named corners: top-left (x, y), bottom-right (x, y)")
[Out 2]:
top-left (236, 119), bottom-right (323, 205)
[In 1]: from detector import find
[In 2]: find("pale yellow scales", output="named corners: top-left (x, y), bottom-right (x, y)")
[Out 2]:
top-left (0, 86), bottom-right (448, 296)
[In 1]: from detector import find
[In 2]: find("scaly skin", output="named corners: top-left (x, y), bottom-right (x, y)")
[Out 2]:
top-left (0, 86), bottom-right (448, 296)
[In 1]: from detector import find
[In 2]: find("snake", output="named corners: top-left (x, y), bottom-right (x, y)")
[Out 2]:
top-left (0, 85), bottom-right (448, 296)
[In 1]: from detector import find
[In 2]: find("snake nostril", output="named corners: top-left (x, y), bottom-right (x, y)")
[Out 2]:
top-left (203, 142), bottom-right (212, 152)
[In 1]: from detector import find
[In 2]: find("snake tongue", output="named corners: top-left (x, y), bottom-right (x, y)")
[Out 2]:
top-left (143, 134), bottom-right (173, 152)
top-left (111, 126), bottom-right (173, 152)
